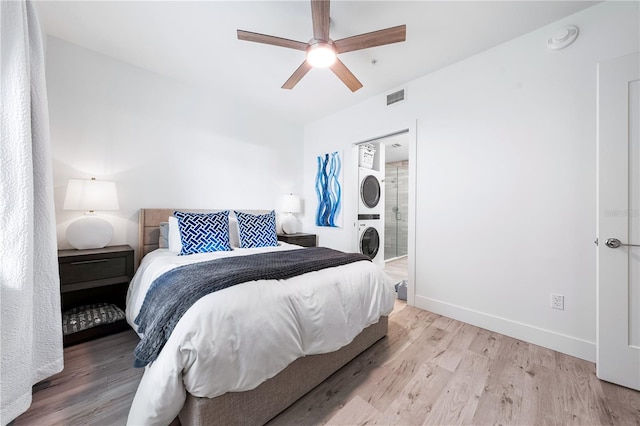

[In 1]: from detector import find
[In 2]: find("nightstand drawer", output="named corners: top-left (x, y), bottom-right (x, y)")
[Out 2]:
top-left (59, 256), bottom-right (127, 285)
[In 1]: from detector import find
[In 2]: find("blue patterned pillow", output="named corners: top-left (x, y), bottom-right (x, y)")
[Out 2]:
top-left (174, 211), bottom-right (232, 255)
top-left (235, 210), bottom-right (278, 248)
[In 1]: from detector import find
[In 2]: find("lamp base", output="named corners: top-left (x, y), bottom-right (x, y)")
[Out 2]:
top-left (66, 216), bottom-right (114, 250)
top-left (281, 214), bottom-right (297, 234)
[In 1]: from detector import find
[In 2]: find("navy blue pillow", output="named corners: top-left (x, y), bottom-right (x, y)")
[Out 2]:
top-left (234, 210), bottom-right (278, 248)
top-left (174, 211), bottom-right (232, 255)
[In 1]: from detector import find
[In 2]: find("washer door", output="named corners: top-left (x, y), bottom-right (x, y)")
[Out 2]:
top-left (360, 227), bottom-right (380, 260)
top-left (361, 175), bottom-right (381, 208)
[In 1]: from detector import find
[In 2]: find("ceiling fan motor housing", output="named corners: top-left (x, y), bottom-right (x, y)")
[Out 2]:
top-left (306, 40), bottom-right (337, 67)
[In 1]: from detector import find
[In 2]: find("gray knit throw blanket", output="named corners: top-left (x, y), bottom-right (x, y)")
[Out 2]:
top-left (133, 247), bottom-right (370, 367)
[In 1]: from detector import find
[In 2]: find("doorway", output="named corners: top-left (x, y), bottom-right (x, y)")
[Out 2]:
top-left (353, 124), bottom-right (416, 305)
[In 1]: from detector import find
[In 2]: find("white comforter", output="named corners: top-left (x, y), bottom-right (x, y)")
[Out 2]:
top-left (126, 243), bottom-right (395, 425)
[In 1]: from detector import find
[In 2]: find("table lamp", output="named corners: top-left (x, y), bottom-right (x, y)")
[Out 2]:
top-left (281, 194), bottom-right (301, 234)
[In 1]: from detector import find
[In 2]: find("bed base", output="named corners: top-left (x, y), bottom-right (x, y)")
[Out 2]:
top-left (179, 316), bottom-right (388, 426)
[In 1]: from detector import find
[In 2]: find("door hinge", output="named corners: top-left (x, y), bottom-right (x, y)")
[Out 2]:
top-left (594, 237), bottom-right (599, 246)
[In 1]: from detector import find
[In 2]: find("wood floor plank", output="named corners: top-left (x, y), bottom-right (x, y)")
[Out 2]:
top-left (471, 336), bottom-right (528, 425)
top-left (420, 351), bottom-right (489, 425)
top-left (381, 308), bottom-right (438, 365)
top-left (432, 322), bottom-right (479, 372)
top-left (600, 379), bottom-right (640, 425)
top-left (324, 395), bottom-right (381, 425)
top-left (355, 325), bottom-right (446, 412)
top-left (383, 256), bottom-right (408, 284)
top-left (379, 361), bottom-right (452, 424)
top-left (468, 327), bottom-right (503, 360)
top-left (586, 366), bottom-right (617, 425)
top-left (519, 364), bottom-right (561, 426)
top-left (555, 351), bottom-right (612, 425)
top-left (430, 314), bottom-right (454, 331)
top-left (369, 408), bottom-right (414, 426)
top-left (526, 341), bottom-right (557, 371)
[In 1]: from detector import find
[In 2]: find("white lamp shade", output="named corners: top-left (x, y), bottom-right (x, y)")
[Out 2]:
top-left (281, 194), bottom-right (301, 214)
top-left (63, 179), bottom-right (119, 211)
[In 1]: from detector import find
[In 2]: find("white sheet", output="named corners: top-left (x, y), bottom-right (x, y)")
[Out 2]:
top-left (126, 244), bottom-right (395, 425)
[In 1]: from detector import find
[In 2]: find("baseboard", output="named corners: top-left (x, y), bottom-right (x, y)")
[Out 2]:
top-left (414, 295), bottom-right (596, 362)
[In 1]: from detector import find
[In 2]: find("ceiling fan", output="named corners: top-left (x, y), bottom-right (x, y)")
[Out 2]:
top-left (237, 0), bottom-right (406, 92)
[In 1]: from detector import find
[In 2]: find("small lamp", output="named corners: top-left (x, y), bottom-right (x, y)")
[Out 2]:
top-left (63, 178), bottom-right (119, 250)
top-left (281, 194), bottom-right (301, 235)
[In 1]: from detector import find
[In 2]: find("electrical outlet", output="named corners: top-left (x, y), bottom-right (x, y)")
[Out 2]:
top-left (551, 294), bottom-right (564, 310)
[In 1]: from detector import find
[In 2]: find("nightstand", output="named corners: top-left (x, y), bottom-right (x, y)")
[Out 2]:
top-left (58, 245), bottom-right (134, 346)
top-left (277, 233), bottom-right (317, 247)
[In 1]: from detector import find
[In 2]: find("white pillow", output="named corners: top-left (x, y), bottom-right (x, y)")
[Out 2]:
top-left (158, 222), bottom-right (169, 248)
top-left (168, 216), bottom-right (182, 253)
top-left (229, 216), bottom-right (240, 248)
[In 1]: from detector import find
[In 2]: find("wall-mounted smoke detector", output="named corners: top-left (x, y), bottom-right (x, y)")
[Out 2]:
top-left (547, 25), bottom-right (579, 50)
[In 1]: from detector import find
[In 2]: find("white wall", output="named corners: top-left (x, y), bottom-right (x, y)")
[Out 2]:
top-left (301, 1), bottom-right (639, 361)
top-left (46, 37), bottom-right (303, 257)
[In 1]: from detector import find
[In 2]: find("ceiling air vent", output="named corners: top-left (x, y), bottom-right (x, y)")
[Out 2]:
top-left (386, 88), bottom-right (405, 106)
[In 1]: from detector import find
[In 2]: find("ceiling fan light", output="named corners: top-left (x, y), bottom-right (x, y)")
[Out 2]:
top-left (306, 43), bottom-right (336, 68)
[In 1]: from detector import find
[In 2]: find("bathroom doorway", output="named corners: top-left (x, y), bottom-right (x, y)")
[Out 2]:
top-left (354, 125), bottom-right (415, 304)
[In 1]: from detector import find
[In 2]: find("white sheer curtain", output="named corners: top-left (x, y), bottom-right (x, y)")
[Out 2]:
top-left (0, 1), bottom-right (64, 424)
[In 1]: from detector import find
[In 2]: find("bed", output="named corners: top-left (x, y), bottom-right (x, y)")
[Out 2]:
top-left (126, 208), bottom-right (395, 425)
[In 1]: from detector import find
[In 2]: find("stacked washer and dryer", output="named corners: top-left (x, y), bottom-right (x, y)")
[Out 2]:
top-left (357, 146), bottom-right (384, 266)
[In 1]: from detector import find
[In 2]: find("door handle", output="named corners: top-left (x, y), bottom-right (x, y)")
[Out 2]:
top-left (605, 238), bottom-right (640, 248)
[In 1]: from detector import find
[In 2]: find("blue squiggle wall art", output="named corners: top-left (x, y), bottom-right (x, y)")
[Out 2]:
top-left (315, 151), bottom-right (342, 227)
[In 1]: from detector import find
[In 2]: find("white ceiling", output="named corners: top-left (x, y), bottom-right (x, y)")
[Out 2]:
top-left (382, 133), bottom-right (410, 163)
top-left (36, 1), bottom-right (599, 125)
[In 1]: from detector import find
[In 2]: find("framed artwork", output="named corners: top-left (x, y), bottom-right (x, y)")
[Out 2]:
top-left (315, 151), bottom-right (342, 228)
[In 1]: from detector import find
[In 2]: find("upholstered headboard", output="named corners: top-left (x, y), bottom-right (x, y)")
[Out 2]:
top-left (138, 208), bottom-right (271, 266)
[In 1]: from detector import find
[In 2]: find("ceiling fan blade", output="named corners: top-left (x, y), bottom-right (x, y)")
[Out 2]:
top-left (237, 30), bottom-right (308, 51)
top-left (282, 61), bottom-right (313, 90)
top-left (329, 58), bottom-right (363, 92)
top-left (334, 25), bottom-right (406, 54)
top-left (311, 0), bottom-right (330, 41)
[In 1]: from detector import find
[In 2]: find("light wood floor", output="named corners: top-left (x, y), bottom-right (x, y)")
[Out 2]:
top-left (384, 256), bottom-right (408, 284)
top-left (14, 302), bottom-right (640, 425)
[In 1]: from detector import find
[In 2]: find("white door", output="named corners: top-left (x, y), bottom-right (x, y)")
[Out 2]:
top-left (597, 52), bottom-right (640, 391)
